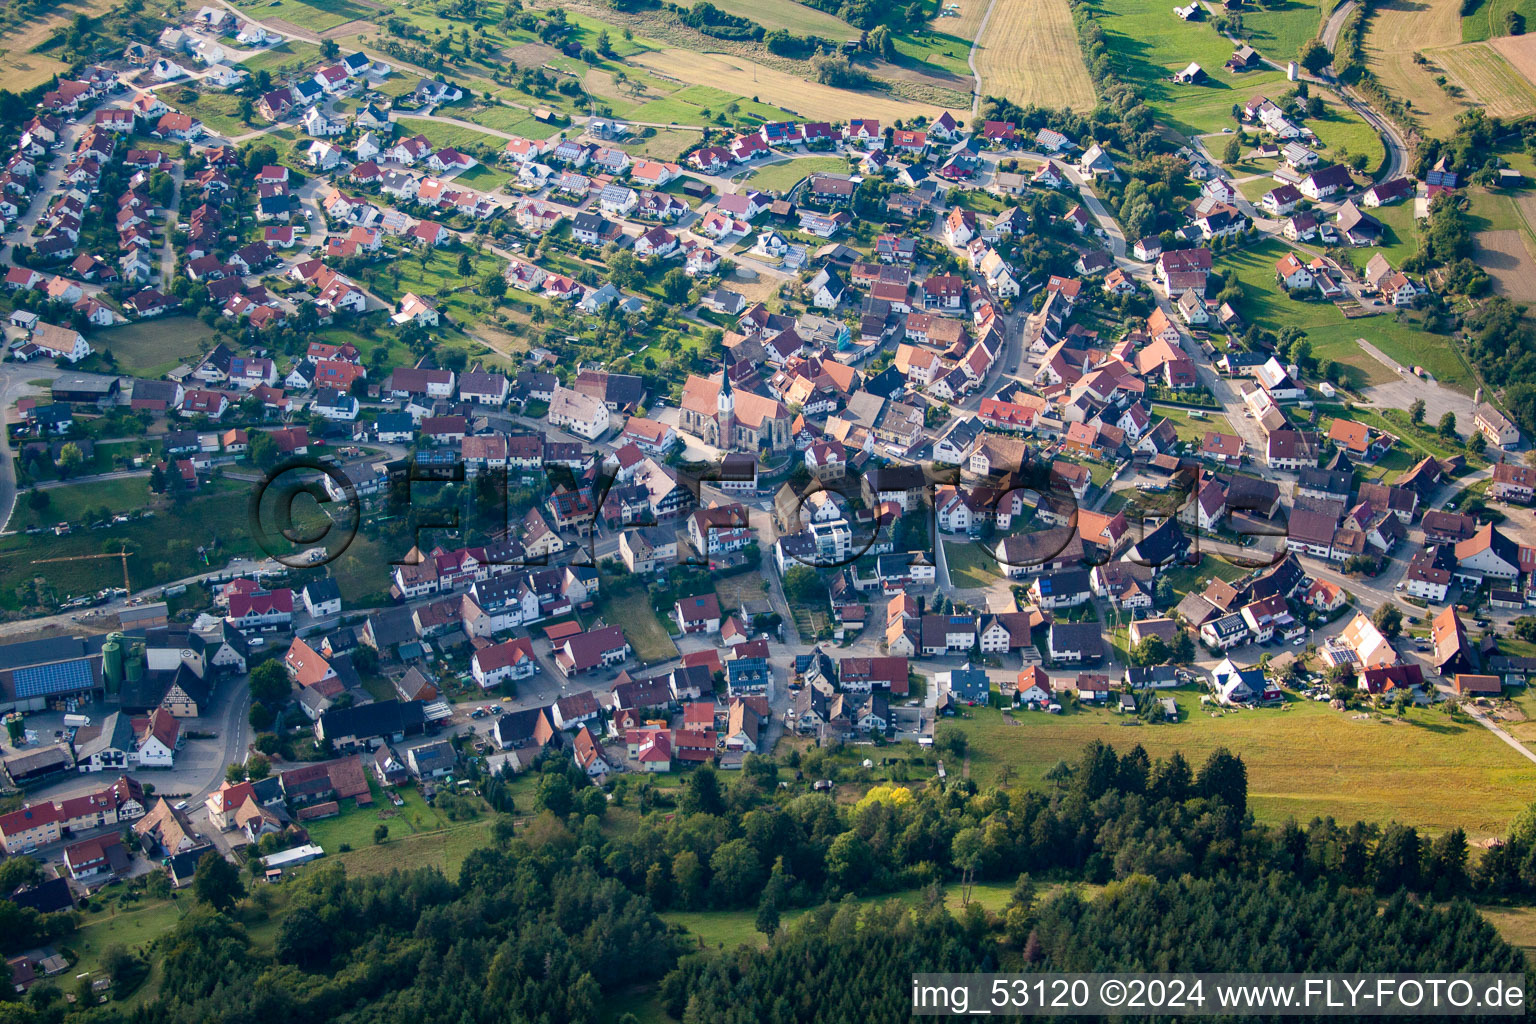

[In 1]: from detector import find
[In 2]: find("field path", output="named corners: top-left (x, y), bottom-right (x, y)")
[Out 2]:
top-left (1464, 705), bottom-right (1536, 769)
top-left (967, 0), bottom-right (1002, 116)
top-left (970, 0), bottom-right (1096, 111)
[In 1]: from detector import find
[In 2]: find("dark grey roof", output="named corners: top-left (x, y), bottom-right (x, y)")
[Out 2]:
top-left (7, 877), bottom-right (73, 914)
top-left (319, 699), bottom-right (425, 740)
top-left (367, 607), bottom-right (416, 649)
top-left (0, 636), bottom-right (89, 672)
top-left (72, 711), bottom-right (135, 760)
top-left (302, 578), bottom-right (341, 605)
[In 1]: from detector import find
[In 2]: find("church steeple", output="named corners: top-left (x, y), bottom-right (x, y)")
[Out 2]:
top-left (716, 367), bottom-right (735, 449)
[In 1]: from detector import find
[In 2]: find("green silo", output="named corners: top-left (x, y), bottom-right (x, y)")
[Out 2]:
top-left (124, 638), bottom-right (146, 687)
top-left (102, 634), bottom-right (124, 694)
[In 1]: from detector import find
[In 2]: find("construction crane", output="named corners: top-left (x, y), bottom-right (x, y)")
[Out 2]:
top-left (31, 551), bottom-right (133, 595)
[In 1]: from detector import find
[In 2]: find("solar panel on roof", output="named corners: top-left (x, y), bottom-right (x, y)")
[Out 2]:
top-left (13, 659), bottom-right (93, 699)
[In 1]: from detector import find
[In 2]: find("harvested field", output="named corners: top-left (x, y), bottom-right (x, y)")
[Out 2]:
top-left (1515, 191), bottom-right (1536, 236)
top-left (1491, 29), bottom-right (1536, 87)
top-left (0, 0), bottom-right (116, 91)
top-left (973, 0), bottom-right (1096, 111)
top-left (1364, 0), bottom-right (1479, 134)
top-left (928, 0), bottom-right (988, 46)
top-left (1428, 40), bottom-right (1536, 119)
top-left (631, 49), bottom-right (965, 122)
top-left (704, 0), bottom-right (853, 36)
top-left (236, 0), bottom-right (380, 33)
top-left (506, 42), bottom-right (565, 67)
top-left (1473, 229), bottom-right (1536, 301)
top-left (618, 126), bottom-right (702, 160)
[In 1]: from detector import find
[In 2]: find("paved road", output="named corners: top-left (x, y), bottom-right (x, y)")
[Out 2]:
top-left (159, 160), bottom-right (184, 285)
top-left (1200, 0), bottom-right (1407, 185)
top-left (1322, 0), bottom-right (1358, 54)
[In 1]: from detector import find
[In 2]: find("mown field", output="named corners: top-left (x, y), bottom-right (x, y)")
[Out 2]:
top-left (1083, 0), bottom-right (1294, 136)
top-left (95, 316), bottom-right (217, 378)
top-left (231, 0), bottom-right (379, 33)
top-left (697, 0), bottom-right (853, 36)
top-left (1236, 0), bottom-right (1327, 60)
top-left (1306, 91), bottom-right (1386, 174)
top-left (660, 880), bottom-right (1052, 951)
top-left (597, 585), bottom-right (679, 664)
top-left (0, 479), bottom-right (267, 609)
top-left (13, 477), bottom-right (153, 532)
top-left (1216, 239), bottom-right (1471, 389)
top-left (169, 89), bottom-right (254, 139)
top-left (631, 49), bottom-right (965, 122)
top-left (394, 117), bottom-right (511, 153)
top-left (1426, 39), bottom-right (1536, 121)
top-left (741, 155), bottom-right (850, 194)
top-left (1362, 0), bottom-right (1535, 133)
top-left (239, 39), bottom-right (326, 75)
top-left (974, 0), bottom-right (1096, 111)
top-left (955, 693), bottom-right (1536, 838)
top-left (626, 84), bottom-right (786, 128)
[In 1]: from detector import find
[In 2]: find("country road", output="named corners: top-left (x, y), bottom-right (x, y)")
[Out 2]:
top-left (1322, 0), bottom-right (1358, 55)
top-left (1201, 0), bottom-right (1408, 184)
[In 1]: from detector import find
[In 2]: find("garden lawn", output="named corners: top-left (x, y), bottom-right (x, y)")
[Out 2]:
top-left (95, 316), bottom-right (218, 378)
top-left (1156, 553), bottom-right (1250, 595)
top-left (458, 106), bottom-right (564, 138)
top-left (955, 694), bottom-right (1536, 837)
top-left (331, 817), bottom-right (498, 880)
top-left (1152, 403), bottom-right (1236, 442)
top-left (618, 127), bottom-right (702, 161)
top-left (944, 539), bottom-right (1003, 588)
top-left (452, 162), bottom-right (516, 190)
top-left (67, 898), bottom-right (187, 979)
top-left (1353, 199), bottom-right (1420, 268)
top-left (363, 247), bottom-right (507, 321)
top-left (304, 780), bottom-right (474, 850)
top-left (597, 587), bottom-right (679, 663)
top-left (169, 89), bottom-right (254, 138)
top-left (15, 476), bottom-right (152, 530)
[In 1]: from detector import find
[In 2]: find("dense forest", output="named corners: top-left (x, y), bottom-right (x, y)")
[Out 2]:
top-left (1, 742), bottom-right (1532, 1023)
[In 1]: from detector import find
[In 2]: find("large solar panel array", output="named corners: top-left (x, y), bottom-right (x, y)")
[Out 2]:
top-left (13, 659), bottom-right (93, 699)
